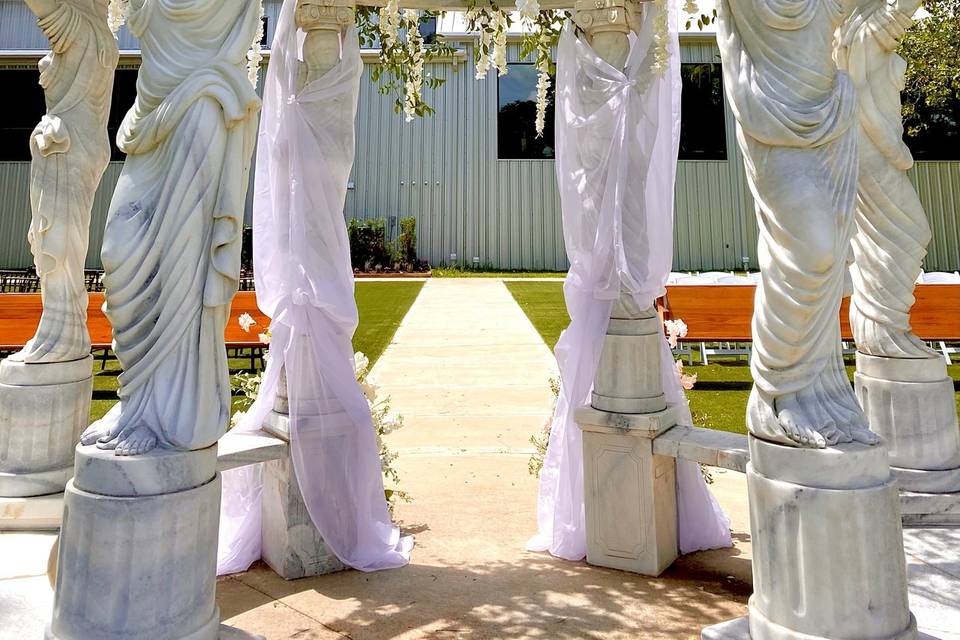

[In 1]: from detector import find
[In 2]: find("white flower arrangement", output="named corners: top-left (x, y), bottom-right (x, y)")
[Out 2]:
top-left (106, 0), bottom-right (129, 35)
top-left (403, 9), bottom-right (426, 123)
top-left (247, 1), bottom-right (266, 89)
top-left (466, 6), bottom-right (509, 80)
top-left (652, 0), bottom-right (671, 76)
top-left (378, 0), bottom-right (401, 50)
top-left (535, 58), bottom-right (551, 137)
top-left (516, 0), bottom-right (541, 21)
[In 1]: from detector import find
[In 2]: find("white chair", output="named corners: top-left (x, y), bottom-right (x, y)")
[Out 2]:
top-left (922, 271), bottom-right (960, 284)
top-left (699, 271), bottom-right (734, 282)
top-left (717, 275), bottom-right (754, 285)
top-left (674, 275), bottom-right (717, 285)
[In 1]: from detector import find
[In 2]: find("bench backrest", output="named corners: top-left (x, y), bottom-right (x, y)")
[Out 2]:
top-left (0, 291), bottom-right (272, 351)
top-left (662, 284), bottom-right (960, 342)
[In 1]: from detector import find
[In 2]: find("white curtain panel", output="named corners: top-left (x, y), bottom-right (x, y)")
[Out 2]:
top-left (217, 0), bottom-right (412, 574)
top-left (529, 5), bottom-right (732, 560)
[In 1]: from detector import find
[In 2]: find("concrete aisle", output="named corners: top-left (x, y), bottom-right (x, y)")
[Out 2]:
top-left (219, 279), bottom-right (753, 639)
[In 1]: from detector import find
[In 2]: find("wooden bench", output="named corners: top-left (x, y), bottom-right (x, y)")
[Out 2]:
top-left (0, 291), bottom-right (273, 367)
top-left (660, 283), bottom-right (960, 362)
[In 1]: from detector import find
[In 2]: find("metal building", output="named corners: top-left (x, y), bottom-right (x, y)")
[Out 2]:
top-left (0, 0), bottom-right (957, 271)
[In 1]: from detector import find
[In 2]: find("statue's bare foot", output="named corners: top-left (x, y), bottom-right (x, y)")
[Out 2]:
top-left (80, 419), bottom-right (122, 447)
top-left (774, 393), bottom-right (827, 449)
top-left (113, 425), bottom-right (158, 456)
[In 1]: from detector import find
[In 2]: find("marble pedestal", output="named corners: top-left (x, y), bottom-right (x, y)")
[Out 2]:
top-left (577, 404), bottom-right (680, 576)
top-left (855, 352), bottom-right (960, 491)
top-left (855, 352), bottom-right (960, 524)
top-left (0, 355), bottom-right (93, 500)
top-left (702, 436), bottom-right (924, 640)
top-left (47, 444), bottom-right (222, 640)
top-left (261, 406), bottom-right (345, 580)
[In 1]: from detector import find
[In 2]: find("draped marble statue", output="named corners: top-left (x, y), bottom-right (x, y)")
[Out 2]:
top-left (79, 0), bottom-right (262, 456)
top-left (838, 0), bottom-right (960, 503)
top-left (0, 0), bottom-right (115, 503)
top-left (717, 0), bottom-right (879, 449)
top-left (14, 0), bottom-right (116, 365)
top-left (840, 0), bottom-right (935, 358)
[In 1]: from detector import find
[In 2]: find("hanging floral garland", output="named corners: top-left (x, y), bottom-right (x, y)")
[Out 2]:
top-left (247, 1), bottom-right (266, 88)
top-left (106, 0), bottom-right (129, 35)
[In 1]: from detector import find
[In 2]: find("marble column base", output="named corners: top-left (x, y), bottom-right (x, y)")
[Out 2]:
top-left (577, 404), bottom-right (680, 576)
top-left (855, 352), bottom-right (960, 494)
top-left (259, 409), bottom-right (345, 579)
top-left (262, 450), bottom-right (346, 579)
top-left (701, 616), bottom-right (937, 640)
top-left (900, 490), bottom-right (960, 526)
top-left (0, 355), bottom-right (93, 497)
top-left (703, 436), bottom-right (921, 640)
top-left (47, 443), bottom-right (222, 640)
top-left (219, 625), bottom-right (265, 639)
top-left (0, 493), bottom-right (64, 530)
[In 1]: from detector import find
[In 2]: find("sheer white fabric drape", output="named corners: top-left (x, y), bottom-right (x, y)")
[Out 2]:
top-left (528, 6), bottom-right (732, 561)
top-left (217, 1), bottom-right (412, 574)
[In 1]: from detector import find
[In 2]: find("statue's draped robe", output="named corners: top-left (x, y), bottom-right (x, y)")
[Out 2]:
top-left (19, 1), bottom-right (117, 363)
top-left (717, 0), bottom-right (861, 440)
top-left (97, 0), bottom-right (260, 450)
top-left (840, 1), bottom-right (933, 357)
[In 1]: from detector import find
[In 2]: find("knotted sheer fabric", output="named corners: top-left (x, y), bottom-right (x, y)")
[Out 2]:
top-left (528, 7), bottom-right (732, 561)
top-left (217, 1), bottom-right (411, 574)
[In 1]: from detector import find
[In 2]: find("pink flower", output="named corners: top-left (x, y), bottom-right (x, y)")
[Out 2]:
top-left (664, 319), bottom-right (689, 348)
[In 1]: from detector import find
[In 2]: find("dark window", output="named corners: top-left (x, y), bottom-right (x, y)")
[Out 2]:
top-left (497, 63), bottom-right (556, 160)
top-left (0, 67), bottom-right (139, 162)
top-left (419, 16), bottom-right (437, 45)
top-left (0, 69), bottom-right (47, 161)
top-left (904, 97), bottom-right (960, 161)
top-left (679, 63), bottom-right (727, 160)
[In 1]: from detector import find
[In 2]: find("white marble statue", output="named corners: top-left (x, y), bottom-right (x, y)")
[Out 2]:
top-left (717, 0), bottom-right (880, 449)
top-left (13, 0), bottom-right (117, 364)
top-left (839, 0), bottom-right (934, 358)
top-left (79, 0), bottom-right (261, 456)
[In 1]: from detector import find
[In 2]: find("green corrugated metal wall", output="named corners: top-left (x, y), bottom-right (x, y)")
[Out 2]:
top-left (0, 38), bottom-right (958, 272)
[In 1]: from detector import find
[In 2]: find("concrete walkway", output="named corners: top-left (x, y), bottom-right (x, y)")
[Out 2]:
top-left (2, 278), bottom-right (957, 639)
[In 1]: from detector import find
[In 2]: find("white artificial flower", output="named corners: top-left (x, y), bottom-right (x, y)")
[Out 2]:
top-left (107, 0), bottom-right (130, 35)
top-left (238, 312), bottom-right (256, 332)
top-left (683, 0), bottom-right (699, 15)
top-left (257, 332), bottom-right (271, 345)
top-left (360, 380), bottom-right (378, 403)
top-left (354, 352), bottom-right (370, 379)
top-left (403, 10), bottom-right (425, 123)
top-left (652, 0), bottom-right (670, 76)
top-left (664, 318), bottom-right (689, 348)
top-left (246, 1), bottom-right (266, 88)
top-left (379, 0), bottom-right (401, 50)
top-left (516, 0), bottom-right (541, 21)
top-left (492, 11), bottom-right (508, 76)
top-left (675, 360), bottom-right (698, 390)
top-left (534, 60), bottom-right (550, 137)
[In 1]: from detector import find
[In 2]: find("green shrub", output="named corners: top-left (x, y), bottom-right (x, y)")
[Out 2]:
top-left (397, 216), bottom-right (417, 264)
top-left (348, 218), bottom-right (391, 270)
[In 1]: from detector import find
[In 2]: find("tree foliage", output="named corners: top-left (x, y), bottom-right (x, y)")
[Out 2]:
top-left (899, 0), bottom-right (960, 143)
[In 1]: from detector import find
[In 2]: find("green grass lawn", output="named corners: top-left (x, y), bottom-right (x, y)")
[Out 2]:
top-left (505, 280), bottom-right (960, 435)
top-left (89, 280), bottom-right (424, 423)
